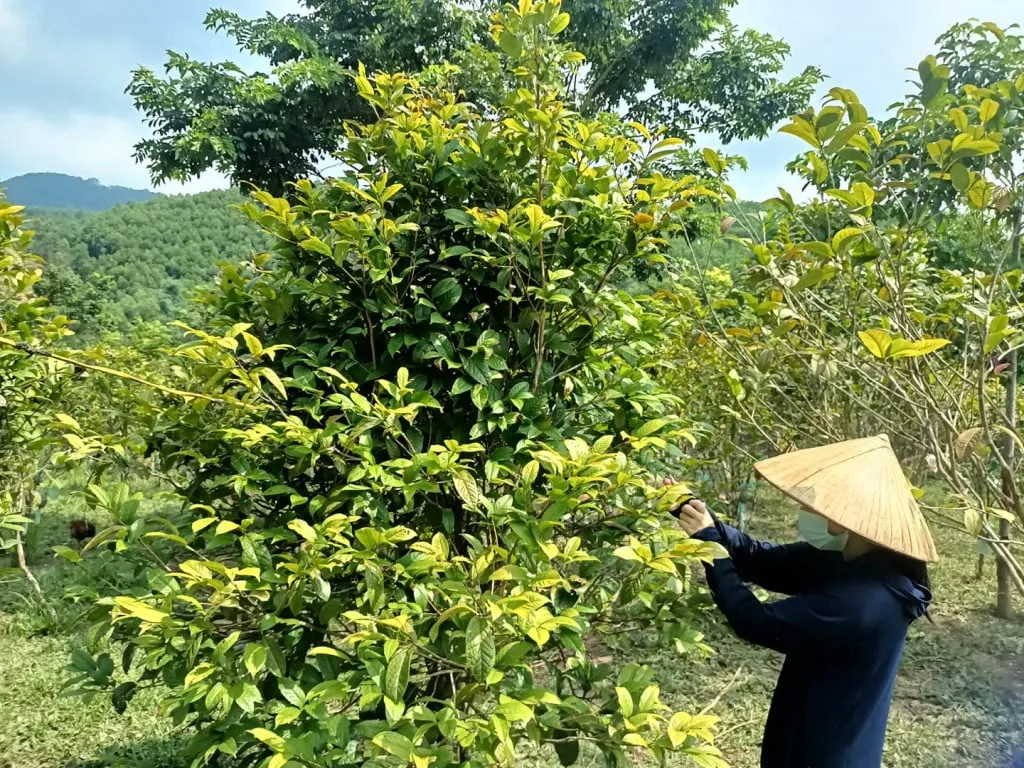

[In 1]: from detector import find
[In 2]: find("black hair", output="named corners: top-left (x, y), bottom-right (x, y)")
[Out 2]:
top-left (899, 557), bottom-right (934, 624)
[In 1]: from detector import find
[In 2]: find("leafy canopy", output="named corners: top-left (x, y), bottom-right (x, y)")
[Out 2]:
top-left (664, 21), bottom-right (1024, 602)
top-left (128, 0), bottom-right (819, 193)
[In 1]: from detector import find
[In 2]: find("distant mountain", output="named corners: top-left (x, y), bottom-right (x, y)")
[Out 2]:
top-left (0, 173), bottom-right (157, 211)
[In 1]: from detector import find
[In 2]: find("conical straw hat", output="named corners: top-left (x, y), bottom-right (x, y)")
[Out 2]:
top-left (754, 434), bottom-right (938, 562)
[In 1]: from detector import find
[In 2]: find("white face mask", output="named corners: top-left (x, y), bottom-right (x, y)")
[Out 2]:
top-left (797, 510), bottom-right (848, 552)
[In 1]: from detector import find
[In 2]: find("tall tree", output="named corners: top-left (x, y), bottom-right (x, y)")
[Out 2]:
top-left (128, 0), bottom-right (820, 194)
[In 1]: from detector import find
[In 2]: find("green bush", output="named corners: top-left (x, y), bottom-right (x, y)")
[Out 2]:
top-left (0, 196), bottom-right (76, 568)
top-left (70, 3), bottom-right (727, 766)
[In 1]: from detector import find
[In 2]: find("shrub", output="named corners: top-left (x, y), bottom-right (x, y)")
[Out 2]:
top-left (70, 3), bottom-right (729, 767)
top-left (0, 195), bottom-right (75, 578)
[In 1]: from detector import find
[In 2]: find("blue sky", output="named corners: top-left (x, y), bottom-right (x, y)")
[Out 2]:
top-left (1, 0), bottom-right (1021, 199)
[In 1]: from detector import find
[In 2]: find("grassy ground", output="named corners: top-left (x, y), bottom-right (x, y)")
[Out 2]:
top-left (1, 493), bottom-right (1022, 768)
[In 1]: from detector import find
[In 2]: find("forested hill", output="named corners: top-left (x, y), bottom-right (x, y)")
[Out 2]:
top-left (0, 173), bottom-right (156, 211)
top-left (29, 190), bottom-right (268, 339)
top-left (21, 183), bottom-right (766, 342)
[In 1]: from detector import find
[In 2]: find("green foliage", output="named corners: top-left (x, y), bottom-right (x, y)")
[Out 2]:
top-left (0, 196), bottom-right (76, 557)
top-left (668, 22), bottom-right (1024, 601)
top-left (29, 191), bottom-right (268, 339)
top-left (127, 0), bottom-right (819, 193)
top-left (71, 5), bottom-right (730, 767)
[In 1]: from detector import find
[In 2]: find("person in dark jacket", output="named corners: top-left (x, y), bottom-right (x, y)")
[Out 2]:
top-left (672, 435), bottom-right (936, 768)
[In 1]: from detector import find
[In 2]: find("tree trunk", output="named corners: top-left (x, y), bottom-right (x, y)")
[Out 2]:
top-left (997, 211), bottom-right (1023, 618)
top-left (997, 348), bottom-right (1016, 618)
top-left (15, 531), bottom-right (57, 624)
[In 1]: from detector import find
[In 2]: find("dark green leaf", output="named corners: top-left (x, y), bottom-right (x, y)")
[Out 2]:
top-left (384, 647), bottom-right (411, 702)
top-left (432, 277), bottom-right (462, 312)
top-left (465, 616), bottom-right (495, 682)
top-left (112, 681), bottom-right (137, 715)
top-left (921, 78), bottom-right (947, 107)
top-left (463, 355), bottom-right (492, 386)
top-left (554, 734), bottom-right (580, 766)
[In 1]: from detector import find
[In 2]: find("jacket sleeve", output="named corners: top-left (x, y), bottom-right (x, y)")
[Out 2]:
top-left (694, 525), bottom-right (865, 655)
top-left (692, 516), bottom-right (835, 595)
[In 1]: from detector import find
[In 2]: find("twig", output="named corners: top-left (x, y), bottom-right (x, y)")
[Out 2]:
top-left (715, 716), bottom-right (760, 741)
top-left (15, 531), bottom-right (57, 624)
top-left (0, 337), bottom-right (258, 410)
top-left (699, 664), bottom-right (745, 717)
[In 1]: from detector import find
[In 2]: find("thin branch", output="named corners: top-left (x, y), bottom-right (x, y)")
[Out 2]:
top-left (0, 338), bottom-right (258, 411)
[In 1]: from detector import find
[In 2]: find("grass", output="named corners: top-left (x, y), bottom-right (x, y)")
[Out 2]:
top-left (2, 492), bottom-right (1022, 768)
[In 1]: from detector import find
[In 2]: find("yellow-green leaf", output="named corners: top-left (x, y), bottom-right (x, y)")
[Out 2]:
top-left (964, 506), bottom-right (983, 536)
top-left (521, 460), bottom-right (539, 488)
top-left (192, 517), bottom-right (217, 533)
top-left (968, 179), bottom-right (993, 209)
top-left (702, 148), bottom-right (725, 174)
top-left (887, 337), bottom-right (951, 359)
top-left (496, 695), bottom-right (534, 722)
top-left (53, 413), bottom-right (82, 432)
top-left (779, 117), bottom-right (820, 148)
top-left (244, 644), bottom-right (267, 677)
top-left (831, 227), bottom-right (864, 254)
top-left (288, 519), bottom-right (317, 542)
top-left (374, 731), bottom-right (414, 761)
top-left (615, 686), bottom-right (634, 717)
top-left (249, 728), bottom-right (286, 752)
top-left (612, 546), bottom-right (644, 563)
top-left (858, 329), bottom-right (892, 359)
top-left (635, 418), bottom-right (669, 438)
top-left (549, 12), bottom-right (570, 34)
top-left (453, 471), bottom-right (482, 508)
top-left (259, 367), bottom-right (288, 398)
top-left (979, 98), bottom-right (1000, 125)
top-left (113, 597), bottom-right (168, 625)
top-left (948, 107), bottom-right (969, 131)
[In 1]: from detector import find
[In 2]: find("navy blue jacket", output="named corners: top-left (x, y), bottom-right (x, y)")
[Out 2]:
top-left (693, 517), bottom-right (931, 768)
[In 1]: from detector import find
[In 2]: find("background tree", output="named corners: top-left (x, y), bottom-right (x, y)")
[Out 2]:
top-left (128, 0), bottom-right (820, 194)
top-left (667, 23), bottom-right (1024, 615)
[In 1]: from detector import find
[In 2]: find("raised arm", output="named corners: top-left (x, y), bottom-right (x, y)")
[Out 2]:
top-left (694, 515), bottom-right (838, 595)
top-left (696, 541), bottom-right (866, 655)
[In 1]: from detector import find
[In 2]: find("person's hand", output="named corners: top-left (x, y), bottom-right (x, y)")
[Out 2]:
top-left (676, 498), bottom-right (713, 536)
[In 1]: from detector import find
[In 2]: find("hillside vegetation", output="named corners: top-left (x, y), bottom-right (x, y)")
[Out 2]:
top-left (25, 187), bottom-right (761, 341)
top-left (28, 190), bottom-right (268, 337)
top-left (0, 173), bottom-right (155, 211)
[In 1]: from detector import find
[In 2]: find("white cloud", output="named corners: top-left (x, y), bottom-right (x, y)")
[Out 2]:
top-left (0, 107), bottom-right (229, 194)
top-left (0, 0), bottom-right (27, 59)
